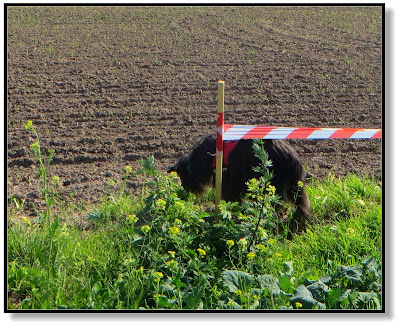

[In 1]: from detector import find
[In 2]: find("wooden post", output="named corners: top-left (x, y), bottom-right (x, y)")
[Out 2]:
top-left (215, 80), bottom-right (225, 217)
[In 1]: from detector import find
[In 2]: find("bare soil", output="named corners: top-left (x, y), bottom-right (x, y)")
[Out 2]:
top-left (7, 6), bottom-right (382, 214)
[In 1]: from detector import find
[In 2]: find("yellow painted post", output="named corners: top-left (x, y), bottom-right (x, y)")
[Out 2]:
top-left (215, 80), bottom-right (225, 217)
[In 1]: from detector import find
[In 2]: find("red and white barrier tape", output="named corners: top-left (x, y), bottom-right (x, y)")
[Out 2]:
top-left (223, 124), bottom-right (381, 140)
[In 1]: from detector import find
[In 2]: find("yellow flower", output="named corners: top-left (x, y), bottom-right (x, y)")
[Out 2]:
top-left (267, 184), bottom-right (276, 195)
top-left (168, 226), bottom-right (180, 235)
top-left (155, 198), bottom-right (166, 210)
top-left (247, 252), bottom-right (256, 260)
top-left (124, 165), bottom-right (133, 174)
top-left (256, 244), bottom-right (266, 252)
top-left (197, 248), bottom-right (206, 257)
top-left (141, 225), bottom-right (150, 233)
top-left (126, 214), bottom-right (138, 224)
top-left (268, 238), bottom-right (277, 245)
top-left (153, 271), bottom-right (164, 281)
top-left (297, 180), bottom-right (304, 188)
top-left (52, 175), bottom-right (60, 185)
top-left (233, 289), bottom-right (242, 295)
top-left (253, 294), bottom-right (261, 300)
top-left (226, 239), bottom-right (235, 248)
top-left (346, 227), bottom-right (355, 235)
top-left (24, 120), bottom-right (33, 130)
top-left (238, 238), bottom-right (248, 247)
top-left (167, 250), bottom-right (176, 258)
top-left (295, 302), bottom-right (303, 309)
top-left (227, 301), bottom-right (235, 307)
top-left (274, 252), bottom-right (283, 258)
top-left (166, 260), bottom-right (178, 268)
top-left (174, 218), bottom-right (182, 225)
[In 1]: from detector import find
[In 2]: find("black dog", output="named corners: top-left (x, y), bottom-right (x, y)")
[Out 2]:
top-left (168, 135), bottom-right (311, 233)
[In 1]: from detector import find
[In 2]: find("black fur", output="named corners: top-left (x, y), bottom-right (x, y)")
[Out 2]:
top-left (168, 135), bottom-right (311, 233)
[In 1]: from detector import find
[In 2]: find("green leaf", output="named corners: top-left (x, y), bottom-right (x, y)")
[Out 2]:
top-left (172, 267), bottom-right (186, 289)
top-left (306, 280), bottom-right (330, 301)
top-left (326, 288), bottom-right (345, 308)
top-left (354, 291), bottom-right (381, 309)
top-left (282, 261), bottom-right (294, 277)
top-left (50, 217), bottom-right (59, 234)
top-left (290, 285), bottom-right (326, 309)
top-left (88, 210), bottom-right (102, 222)
top-left (339, 289), bottom-right (352, 308)
top-left (362, 257), bottom-right (380, 278)
top-left (258, 274), bottom-right (281, 296)
top-left (278, 275), bottom-right (294, 294)
top-left (157, 295), bottom-right (175, 308)
top-left (222, 270), bottom-right (253, 293)
top-left (159, 282), bottom-right (176, 296)
top-left (183, 277), bottom-right (207, 308)
top-left (34, 245), bottom-right (45, 267)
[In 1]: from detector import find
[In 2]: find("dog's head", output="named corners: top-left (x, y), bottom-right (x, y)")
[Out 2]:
top-left (167, 156), bottom-right (212, 194)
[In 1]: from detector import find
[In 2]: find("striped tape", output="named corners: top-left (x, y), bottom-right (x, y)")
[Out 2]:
top-left (223, 124), bottom-right (381, 140)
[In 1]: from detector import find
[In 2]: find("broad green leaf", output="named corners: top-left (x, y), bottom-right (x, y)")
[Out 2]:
top-left (306, 280), bottom-right (330, 301)
top-left (290, 285), bottom-right (326, 309)
top-left (278, 275), bottom-right (294, 294)
top-left (222, 270), bottom-right (253, 293)
top-left (258, 274), bottom-right (281, 296)
top-left (354, 292), bottom-right (381, 309)
top-left (362, 257), bottom-right (380, 278)
top-left (326, 288), bottom-right (344, 308)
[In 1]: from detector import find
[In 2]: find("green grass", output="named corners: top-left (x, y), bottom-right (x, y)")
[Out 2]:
top-left (7, 158), bottom-right (382, 310)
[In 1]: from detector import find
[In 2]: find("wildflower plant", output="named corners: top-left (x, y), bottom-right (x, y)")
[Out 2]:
top-left (24, 120), bottom-right (56, 217)
top-left (218, 140), bottom-right (284, 253)
top-left (22, 120), bottom-right (60, 306)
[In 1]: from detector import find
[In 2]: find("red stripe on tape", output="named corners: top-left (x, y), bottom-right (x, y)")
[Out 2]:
top-left (286, 128), bottom-right (319, 139)
top-left (371, 129), bottom-right (381, 139)
top-left (224, 124), bottom-right (234, 132)
top-left (242, 126), bottom-right (275, 139)
top-left (329, 128), bottom-right (357, 139)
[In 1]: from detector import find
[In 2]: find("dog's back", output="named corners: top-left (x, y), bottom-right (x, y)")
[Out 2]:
top-left (222, 139), bottom-right (311, 232)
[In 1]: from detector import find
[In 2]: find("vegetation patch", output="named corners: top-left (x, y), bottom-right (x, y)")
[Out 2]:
top-left (7, 123), bottom-right (381, 310)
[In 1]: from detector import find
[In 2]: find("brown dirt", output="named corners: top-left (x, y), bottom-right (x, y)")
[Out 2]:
top-left (7, 6), bottom-right (382, 215)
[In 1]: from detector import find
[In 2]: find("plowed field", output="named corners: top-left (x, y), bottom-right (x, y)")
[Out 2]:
top-left (7, 6), bottom-right (382, 213)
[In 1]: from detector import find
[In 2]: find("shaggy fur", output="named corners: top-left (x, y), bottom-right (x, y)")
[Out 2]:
top-left (168, 135), bottom-right (311, 233)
